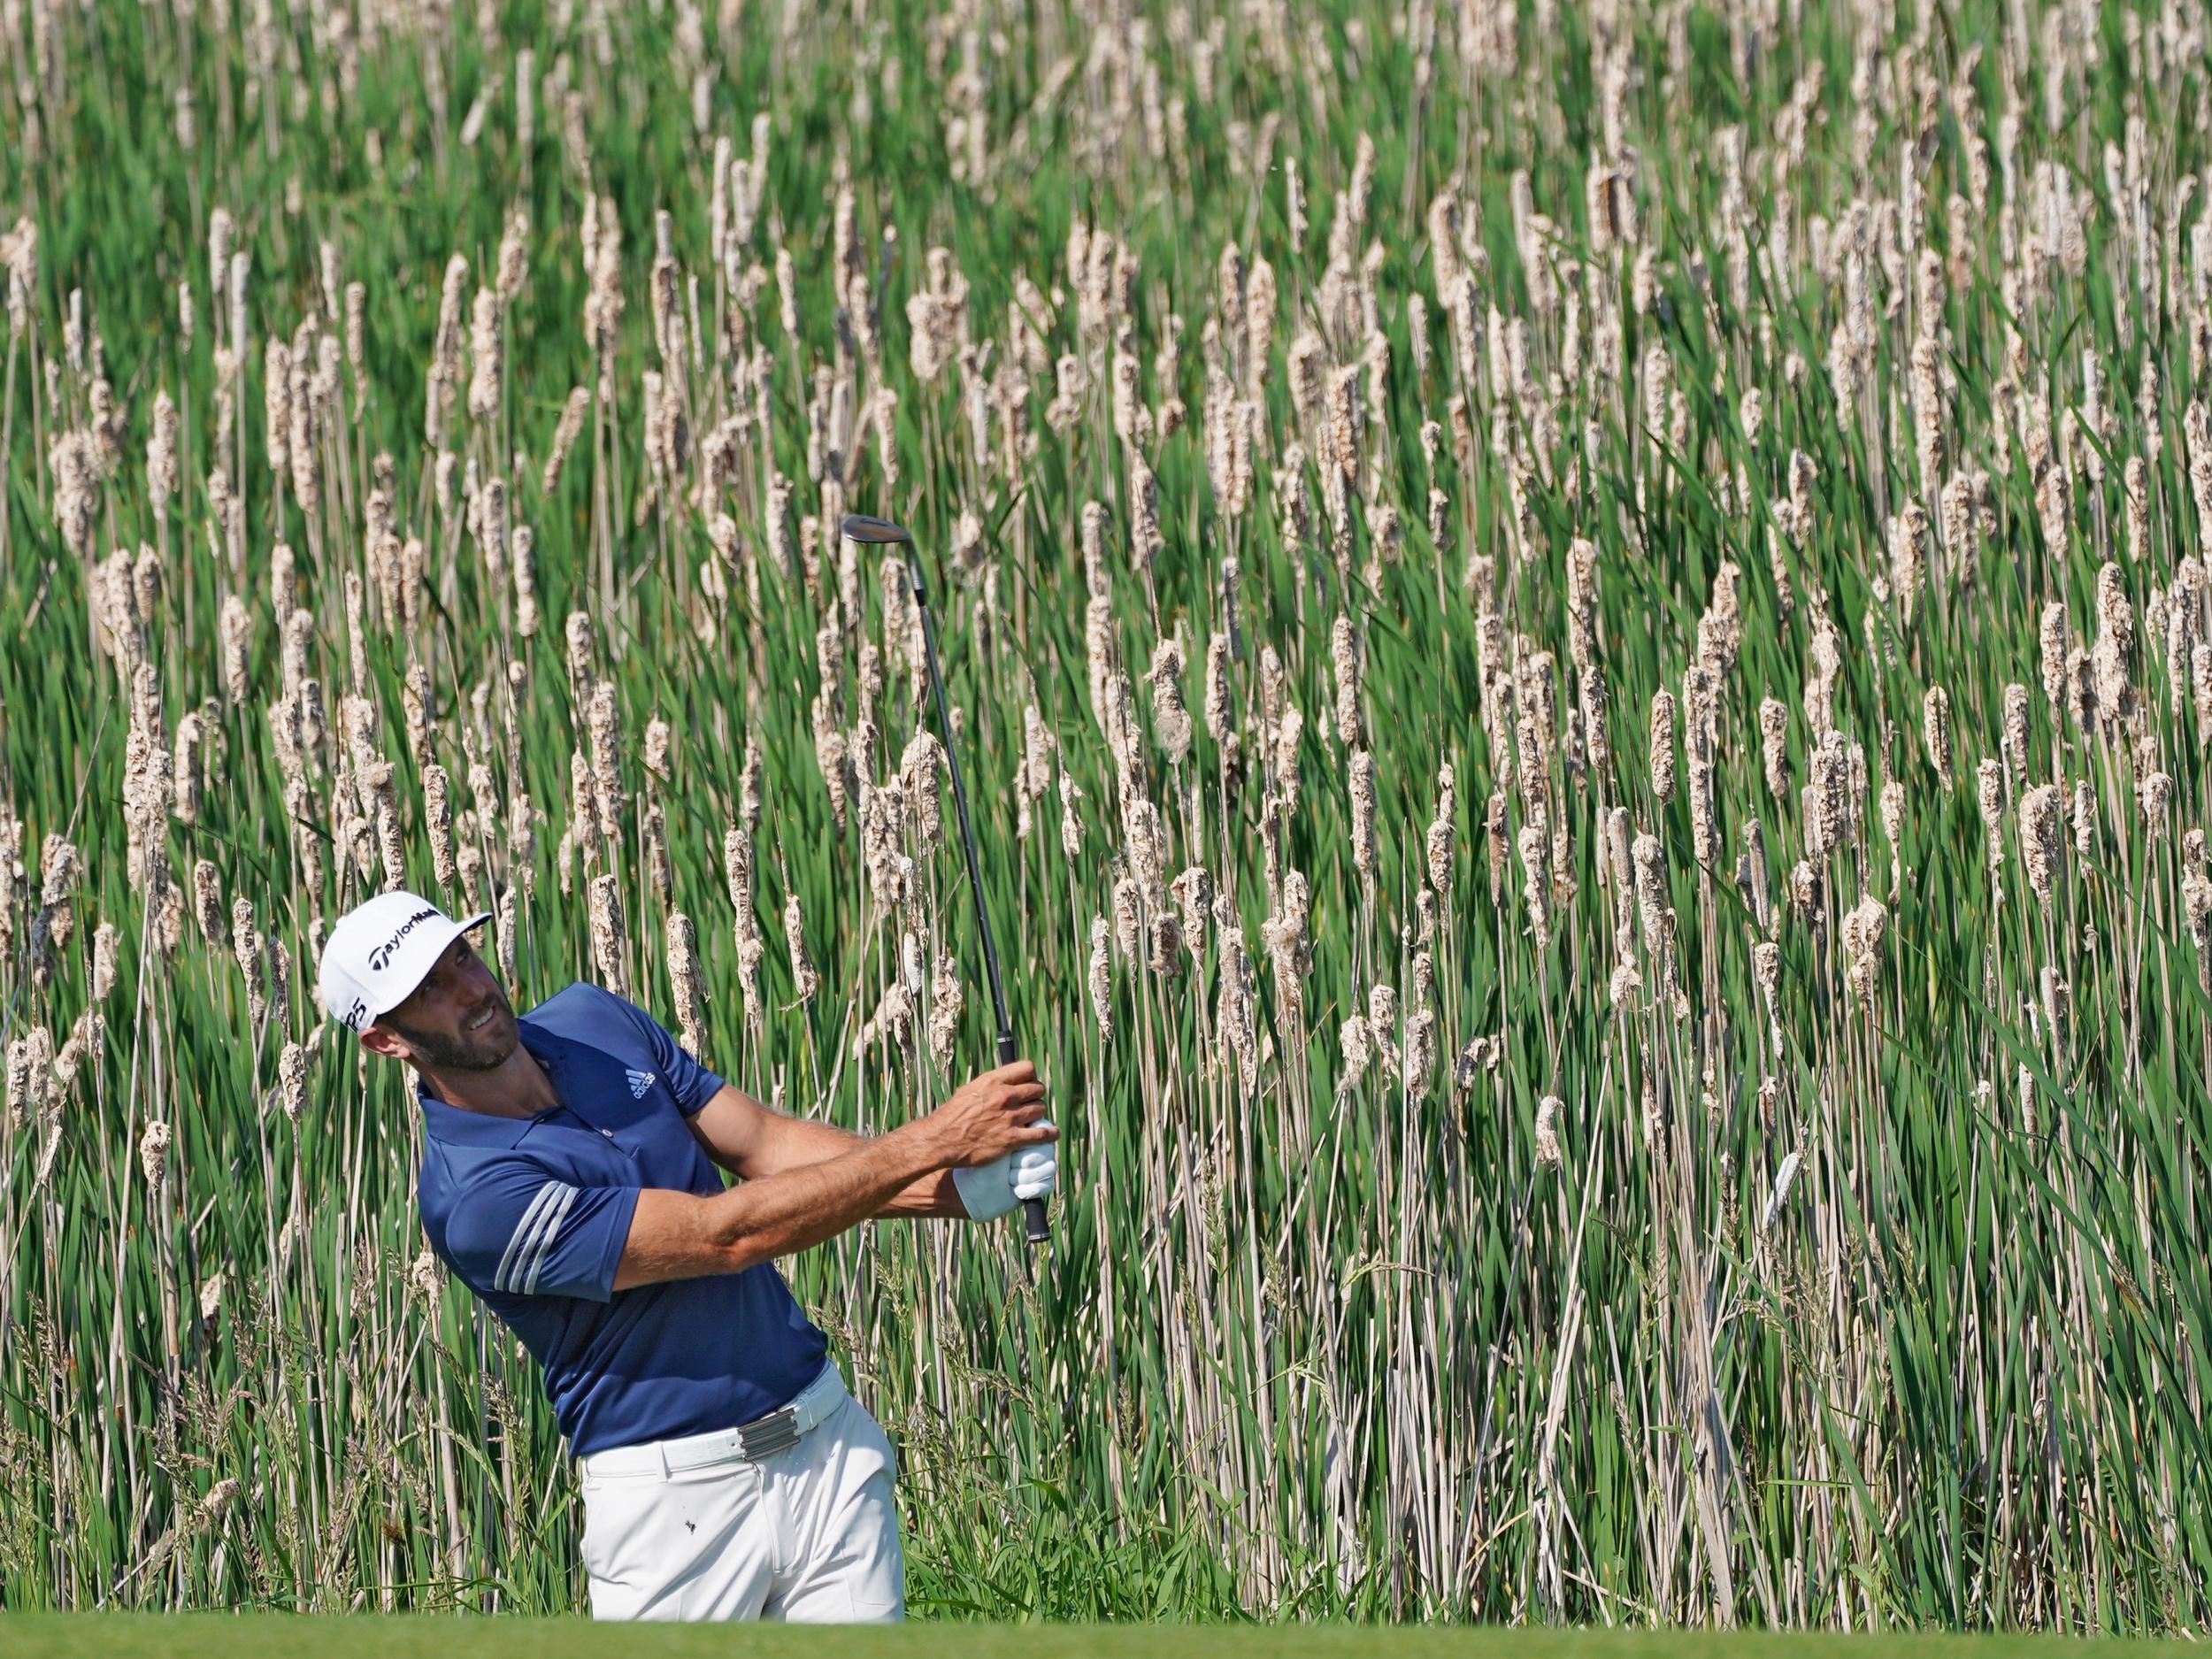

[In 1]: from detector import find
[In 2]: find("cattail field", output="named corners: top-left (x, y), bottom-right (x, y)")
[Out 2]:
top-left (6, 0), bottom-right (2212, 1632)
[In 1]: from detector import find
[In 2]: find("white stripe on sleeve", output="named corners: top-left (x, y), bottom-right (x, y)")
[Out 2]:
top-left (507, 1181), bottom-right (578, 1295)
top-left (493, 1181), bottom-right (566, 1294)
top-left (518, 1182), bottom-right (580, 1295)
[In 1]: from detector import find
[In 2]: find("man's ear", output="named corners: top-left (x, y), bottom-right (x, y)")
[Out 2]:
top-left (358, 1020), bottom-right (409, 1061)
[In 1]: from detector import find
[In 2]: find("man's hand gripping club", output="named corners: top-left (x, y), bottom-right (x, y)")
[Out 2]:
top-left (946, 1059), bottom-right (1059, 1223)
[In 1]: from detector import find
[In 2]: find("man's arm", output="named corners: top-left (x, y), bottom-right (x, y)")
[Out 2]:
top-left (617, 1126), bottom-right (941, 1289)
top-left (604, 979), bottom-right (964, 1215)
top-left (683, 1081), bottom-right (968, 1217)
top-left (618, 1061), bottom-right (1052, 1290)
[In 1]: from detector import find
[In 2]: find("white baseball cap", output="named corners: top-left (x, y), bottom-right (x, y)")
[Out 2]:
top-left (318, 890), bottom-right (493, 1033)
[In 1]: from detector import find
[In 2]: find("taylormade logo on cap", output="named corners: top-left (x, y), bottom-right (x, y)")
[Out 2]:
top-left (366, 906), bottom-right (441, 974)
top-left (319, 891), bottom-right (493, 1033)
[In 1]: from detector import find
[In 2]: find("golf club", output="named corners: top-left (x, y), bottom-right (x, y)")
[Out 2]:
top-left (841, 512), bottom-right (1051, 1248)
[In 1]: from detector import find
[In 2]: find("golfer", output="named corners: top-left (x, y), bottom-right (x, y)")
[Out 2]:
top-left (317, 889), bottom-right (1056, 1621)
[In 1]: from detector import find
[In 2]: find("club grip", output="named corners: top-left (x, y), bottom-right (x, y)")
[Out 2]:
top-left (996, 1030), bottom-right (1048, 1244)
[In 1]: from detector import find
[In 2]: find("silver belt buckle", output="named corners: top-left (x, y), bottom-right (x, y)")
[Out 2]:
top-left (735, 1404), bottom-right (801, 1459)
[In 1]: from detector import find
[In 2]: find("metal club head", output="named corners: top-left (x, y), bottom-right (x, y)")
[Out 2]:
top-left (840, 513), bottom-right (913, 546)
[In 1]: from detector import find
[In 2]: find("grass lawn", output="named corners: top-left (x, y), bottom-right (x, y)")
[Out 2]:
top-left (0, 1619), bottom-right (2186, 1656)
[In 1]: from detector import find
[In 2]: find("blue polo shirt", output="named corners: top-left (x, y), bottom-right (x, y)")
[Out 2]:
top-left (416, 980), bottom-right (829, 1455)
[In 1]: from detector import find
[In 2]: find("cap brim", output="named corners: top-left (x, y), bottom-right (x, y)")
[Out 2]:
top-left (363, 909), bottom-right (495, 1025)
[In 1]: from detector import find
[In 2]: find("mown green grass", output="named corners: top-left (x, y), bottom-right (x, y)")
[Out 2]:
top-left (0, 1619), bottom-right (2182, 1656)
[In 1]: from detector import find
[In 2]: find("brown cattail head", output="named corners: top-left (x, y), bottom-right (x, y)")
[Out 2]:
top-left (782, 890), bottom-right (821, 1002)
top-left (1402, 1008), bottom-right (1437, 1101)
top-left (665, 911), bottom-right (708, 1053)
top-left (1922, 685), bottom-right (1955, 790)
top-left (899, 730), bottom-right (945, 854)
top-left (231, 895), bottom-right (267, 1026)
top-left (1366, 983), bottom-right (1399, 1079)
top-left (1148, 640), bottom-right (1194, 766)
top-left (365, 759), bottom-right (406, 889)
top-left (2092, 561), bottom-right (2137, 729)
top-left (2001, 683), bottom-right (2032, 779)
top-left (1631, 831), bottom-right (1669, 946)
top-left (1648, 688), bottom-right (1677, 803)
top-left (1348, 748), bottom-right (1379, 880)
top-left (1533, 1094), bottom-right (1563, 1167)
top-left (724, 823), bottom-right (757, 929)
top-left (1087, 914), bottom-right (1114, 1043)
top-left (566, 611), bottom-right (595, 683)
top-left (2039, 603), bottom-right (2070, 724)
top-left (1331, 615), bottom-right (1363, 749)
top-left (424, 764), bottom-right (457, 887)
top-left (1426, 762), bottom-right (1456, 895)
top-left (2141, 771), bottom-right (2174, 836)
top-left (2020, 783), bottom-right (2066, 906)
top-left (1338, 1013), bottom-right (1371, 1095)
top-left (1842, 894), bottom-right (1889, 1005)
top-left (1203, 631), bottom-right (1234, 741)
top-left (468, 287), bottom-right (503, 425)
top-left (1169, 864), bottom-right (1213, 968)
top-left (1059, 770), bottom-right (1086, 862)
top-left (7, 1028), bottom-right (52, 1130)
top-left (544, 387), bottom-right (592, 494)
top-left (140, 1119), bottom-right (173, 1194)
top-left (586, 680), bottom-right (626, 841)
top-left (1752, 939), bottom-right (1781, 1006)
top-left (91, 921), bottom-right (119, 1001)
top-left (926, 948), bottom-right (965, 1071)
top-left (588, 872), bottom-right (629, 995)
top-left (1017, 705), bottom-right (1057, 840)
top-left (277, 1041), bottom-right (310, 1125)
top-left (1518, 822), bottom-right (1551, 940)
top-left (193, 859), bottom-right (225, 945)
top-left (1216, 925), bottom-right (1258, 1091)
top-left (1756, 696), bottom-right (1789, 799)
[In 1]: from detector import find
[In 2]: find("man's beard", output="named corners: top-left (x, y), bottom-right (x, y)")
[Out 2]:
top-left (391, 990), bottom-right (517, 1071)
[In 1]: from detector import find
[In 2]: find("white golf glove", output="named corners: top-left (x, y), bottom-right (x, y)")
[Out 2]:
top-left (1010, 1135), bottom-right (1056, 1202)
top-left (952, 1125), bottom-right (1057, 1220)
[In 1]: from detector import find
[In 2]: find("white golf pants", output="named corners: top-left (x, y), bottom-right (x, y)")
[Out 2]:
top-left (574, 1363), bottom-right (905, 1621)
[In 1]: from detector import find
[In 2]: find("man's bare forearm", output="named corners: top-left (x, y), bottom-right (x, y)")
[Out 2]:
top-left (751, 1109), bottom-right (870, 1171)
top-left (878, 1167), bottom-right (966, 1217)
top-left (700, 1125), bottom-right (942, 1269)
top-left (750, 1106), bottom-right (967, 1217)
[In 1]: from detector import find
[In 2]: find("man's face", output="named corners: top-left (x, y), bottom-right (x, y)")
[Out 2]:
top-left (365, 933), bottom-right (518, 1071)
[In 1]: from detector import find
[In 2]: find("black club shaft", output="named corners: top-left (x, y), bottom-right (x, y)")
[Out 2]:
top-left (841, 514), bottom-right (1050, 1247)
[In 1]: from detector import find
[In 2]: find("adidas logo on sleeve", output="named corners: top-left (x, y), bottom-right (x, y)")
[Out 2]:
top-left (625, 1069), bottom-right (657, 1099)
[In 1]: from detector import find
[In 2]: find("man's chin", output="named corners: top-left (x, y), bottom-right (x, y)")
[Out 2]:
top-left (456, 1025), bottom-right (520, 1071)
top-left (403, 1018), bottom-right (519, 1072)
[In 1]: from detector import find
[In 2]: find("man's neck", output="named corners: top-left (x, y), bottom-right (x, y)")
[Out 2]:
top-left (419, 1041), bottom-right (561, 1119)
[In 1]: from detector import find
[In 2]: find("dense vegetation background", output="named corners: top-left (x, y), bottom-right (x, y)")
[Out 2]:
top-left (4, 0), bottom-right (2212, 1629)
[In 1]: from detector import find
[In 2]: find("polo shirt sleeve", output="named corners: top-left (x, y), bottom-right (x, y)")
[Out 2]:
top-left (593, 985), bottom-right (726, 1117)
top-left (442, 1157), bottom-right (641, 1303)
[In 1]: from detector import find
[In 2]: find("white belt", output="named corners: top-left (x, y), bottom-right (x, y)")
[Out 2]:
top-left (577, 1361), bottom-right (847, 1477)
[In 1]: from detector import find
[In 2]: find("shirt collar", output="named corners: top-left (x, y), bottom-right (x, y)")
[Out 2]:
top-left (417, 1018), bottom-right (574, 1148)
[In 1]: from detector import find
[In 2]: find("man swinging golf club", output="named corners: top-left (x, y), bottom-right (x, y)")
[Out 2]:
top-left (318, 891), bottom-right (1056, 1621)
